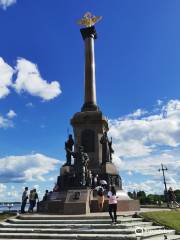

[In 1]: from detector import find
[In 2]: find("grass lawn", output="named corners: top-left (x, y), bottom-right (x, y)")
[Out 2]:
top-left (0, 213), bottom-right (16, 222)
top-left (140, 211), bottom-right (180, 233)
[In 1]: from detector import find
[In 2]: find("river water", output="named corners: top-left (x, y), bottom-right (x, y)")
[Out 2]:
top-left (0, 203), bottom-right (30, 213)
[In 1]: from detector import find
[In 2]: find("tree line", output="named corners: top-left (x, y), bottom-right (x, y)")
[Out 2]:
top-left (128, 190), bottom-right (180, 205)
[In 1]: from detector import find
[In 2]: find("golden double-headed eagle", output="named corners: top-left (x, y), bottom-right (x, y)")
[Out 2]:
top-left (78, 12), bottom-right (102, 27)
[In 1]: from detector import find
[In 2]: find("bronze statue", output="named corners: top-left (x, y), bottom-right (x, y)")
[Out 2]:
top-left (87, 170), bottom-right (92, 187)
top-left (100, 131), bottom-right (113, 164)
top-left (65, 134), bottom-right (74, 166)
top-left (71, 146), bottom-right (89, 186)
top-left (108, 137), bottom-right (114, 162)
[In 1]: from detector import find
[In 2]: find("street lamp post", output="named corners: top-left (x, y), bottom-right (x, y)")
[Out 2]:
top-left (158, 163), bottom-right (169, 207)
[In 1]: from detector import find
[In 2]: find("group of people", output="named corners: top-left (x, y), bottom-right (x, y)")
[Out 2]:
top-left (96, 184), bottom-right (118, 224)
top-left (21, 187), bottom-right (39, 213)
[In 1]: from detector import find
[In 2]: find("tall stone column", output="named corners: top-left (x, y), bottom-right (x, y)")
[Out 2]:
top-left (80, 26), bottom-right (99, 112)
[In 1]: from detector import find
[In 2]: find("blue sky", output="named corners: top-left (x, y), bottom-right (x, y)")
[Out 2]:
top-left (0, 0), bottom-right (180, 201)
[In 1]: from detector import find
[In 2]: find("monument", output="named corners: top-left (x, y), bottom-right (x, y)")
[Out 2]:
top-left (38, 12), bottom-right (140, 214)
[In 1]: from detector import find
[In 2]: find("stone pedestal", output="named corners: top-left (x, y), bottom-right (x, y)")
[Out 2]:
top-left (38, 189), bottom-right (92, 215)
top-left (38, 192), bottom-right (67, 214)
top-left (60, 165), bottom-right (74, 175)
top-left (90, 199), bottom-right (140, 212)
top-left (90, 189), bottom-right (140, 212)
top-left (64, 189), bottom-right (91, 215)
top-left (57, 165), bottom-right (75, 189)
top-left (71, 110), bottom-right (108, 172)
top-left (38, 188), bottom-right (140, 214)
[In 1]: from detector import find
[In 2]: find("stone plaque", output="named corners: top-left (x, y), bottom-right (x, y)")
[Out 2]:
top-left (66, 189), bottom-right (88, 203)
top-left (64, 189), bottom-right (90, 214)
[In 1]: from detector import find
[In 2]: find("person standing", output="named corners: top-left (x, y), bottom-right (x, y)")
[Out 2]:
top-left (21, 187), bottom-right (28, 213)
top-left (96, 185), bottom-right (105, 211)
top-left (32, 189), bottom-right (39, 211)
top-left (43, 190), bottom-right (49, 201)
top-left (28, 190), bottom-right (34, 213)
top-left (168, 187), bottom-right (180, 209)
top-left (107, 186), bottom-right (118, 224)
top-left (92, 174), bottom-right (98, 188)
top-left (28, 189), bottom-right (39, 213)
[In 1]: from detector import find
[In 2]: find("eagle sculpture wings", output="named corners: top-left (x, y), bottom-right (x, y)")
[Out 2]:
top-left (78, 12), bottom-right (102, 27)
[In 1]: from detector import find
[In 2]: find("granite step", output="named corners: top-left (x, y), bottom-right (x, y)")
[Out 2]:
top-left (145, 235), bottom-right (180, 240)
top-left (0, 233), bottom-right (136, 239)
top-left (0, 230), bottom-right (175, 239)
top-left (0, 221), bottom-right (153, 229)
top-left (18, 214), bottom-right (134, 220)
top-left (135, 229), bottom-right (175, 239)
top-left (8, 217), bottom-right (143, 224)
top-left (0, 214), bottom-right (179, 240)
top-left (0, 225), bottom-right (165, 234)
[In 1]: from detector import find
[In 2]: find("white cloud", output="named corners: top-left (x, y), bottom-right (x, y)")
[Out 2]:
top-left (109, 99), bottom-right (180, 193)
top-left (48, 176), bottom-right (56, 181)
top-left (127, 171), bottom-right (133, 176)
top-left (0, 57), bottom-right (14, 98)
top-left (14, 58), bottom-right (61, 101)
top-left (25, 102), bottom-right (34, 108)
top-left (157, 99), bottom-right (163, 106)
top-left (109, 99), bottom-right (180, 159)
top-left (0, 153), bottom-right (61, 183)
top-left (124, 175), bottom-right (180, 195)
top-left (118, 151), bottom-right (180, 176)
top-left (7, 109), bottom-right (17, 119)
top-left (0, 115), bottom-right (13, 128)
top-left (124, 179), bottom-right (164, 194)
top-left (0, 183), bottom-right (6, 193)
top-left (0, 184), bottom-right (21, 202)
top-left (0, 57), bottom-right (62, 101)
top-left (127, 108), bottom-right (147, 119)
top-left (0, 0), bottom-right (16, 10)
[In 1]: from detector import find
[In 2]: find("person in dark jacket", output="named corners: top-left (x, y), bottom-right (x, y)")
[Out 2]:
top-left (43, 190), bottom-right (49, 201)
top-left (107, 186), bottom-right (118, 224)
top-left (21, 187), bottom-right (28, 213)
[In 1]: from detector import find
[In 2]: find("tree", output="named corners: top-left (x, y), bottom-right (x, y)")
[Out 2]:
top-left (174, 190), bottom-right (180, 202)
top-left (137, 191), bottom-right (146, 204)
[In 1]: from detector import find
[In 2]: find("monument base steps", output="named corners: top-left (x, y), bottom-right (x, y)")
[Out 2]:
top-left (0, 214), bottom-right (179, 239)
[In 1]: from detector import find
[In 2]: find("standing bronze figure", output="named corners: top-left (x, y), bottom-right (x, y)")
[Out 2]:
top-left (65, 134), bottom-right (74, 166)
top-left (71, 146), bottom-right (89, 186)
top-left (100, 131), bottom-right (113, 164)
top-left (108, 137), bottom-right (114, 162)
